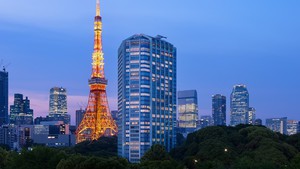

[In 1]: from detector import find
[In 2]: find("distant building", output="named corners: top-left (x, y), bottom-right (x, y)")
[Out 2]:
top-left (10, 94), bottom-right (33, 125)
top-left (110, 110), bottom-right (118, 122)
top-left (76, 109), bottom-right (86, 128)
top-left (0, 125), bottom-right (18, 150)
top-left (248, 107), bottom-right (256, 125)
top-left (0, 69), bottom-right (8, 125)
top-left (199, 115), bottom-right (213, 129)
top-left (212, 94), bottom-right (226, 126)
top-left (254, 119), bottom-right (262, 125)
top-left (287, 120), bottom-right (300, 136)
top-left (34, 115), bottom-right (70, 125)
top-left (118, 34), bottom-right (177, 163)
top-left (178, 90), bottom-right (198, 135)
top-left (230, 84), bottom-right (249, 126)
top-left (49, 87), bottom-right (69, 124)
top-left (265, 117), bottom-right (287, 135)
top-left (18, 122), bottom-right (75, 148)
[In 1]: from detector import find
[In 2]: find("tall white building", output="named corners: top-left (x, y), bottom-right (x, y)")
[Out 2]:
top-left (118, 34), bottom-right (177, 163)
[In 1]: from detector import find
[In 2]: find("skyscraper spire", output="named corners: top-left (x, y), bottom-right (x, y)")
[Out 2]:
top-left (96, 0), bottom-right (100, 16)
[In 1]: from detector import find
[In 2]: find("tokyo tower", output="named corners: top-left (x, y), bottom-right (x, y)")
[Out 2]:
top-left (76, 0), bottom-right (117, 143)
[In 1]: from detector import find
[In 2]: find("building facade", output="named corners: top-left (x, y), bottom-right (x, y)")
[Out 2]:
top-left (212, 94), bottom-right (226, 126)
top-left (254, 119), bottom-right (262, 125)
top-left (230, 84), bottom-right (249, 126)
top-left (10, 94), bottom-right (34, 125)
top-left (49, 87), bottom-right (69, 124)
top-left (118, 34), bottom-right (177, 162)
top-left (248, 107), bottom-right (256, 125)
top-left (287, 120), bottom-right (300, 136)
top-left (178, 90), bottom-right (198, 135)
top-left (265, 117), bottom-right (287, 135)
top-left (199, 115), bottom-right (213, 129)
top-left (0, 69), bottom-right (8, 125)
top-left (75, 109), bottom-right (85, 128)
top-left (0, 125), bottom-right (18, 149)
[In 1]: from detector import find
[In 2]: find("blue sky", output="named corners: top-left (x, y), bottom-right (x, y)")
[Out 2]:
top-left (1, 0), bottom-right (299, 125)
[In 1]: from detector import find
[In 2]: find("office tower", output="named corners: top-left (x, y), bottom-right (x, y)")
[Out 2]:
top-left (10, 94), bottom-right (33, 125)
top-left (265, 117), bottom-right (287, 135)
top-left (287, 120), bottom-right (300, 135)
top-left (212, 94), bottom-right (226, 126)
top-left (75, 109), bottom-right (85, 128)
top-left (254, 119), bottom-right (262, 125)
top-left (230, 84), bottom-right (249, 126)
top-left (118, 34), bottom-right (177, 162)
top-left (0, 69), bottom-right (8, 125)
top-left (49, 87), bottom-right (67, 116)
top-left (49, 87), bottom-right (70, 124)
top-left (199, 115), bottom-right (213, 129)
top-left (76, 0), bottom-right (117, 143)
top-left (111, 110), bottom-right (118, 122)
top-left (177, 90), bottom-right (198, 135)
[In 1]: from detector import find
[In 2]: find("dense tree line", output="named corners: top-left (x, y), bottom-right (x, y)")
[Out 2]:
top-left (1, 125), bottom-right (300, 168)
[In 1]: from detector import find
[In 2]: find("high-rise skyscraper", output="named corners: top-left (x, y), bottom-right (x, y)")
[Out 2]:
top-left (75, 109), bottom-right (85, 128)
top-left (266, 117), bottom-right (287, 135)
top-left (76, 0), bottom-right (117, 143)
top-left (49, 87), bottom-right (70, 124)
top-left (248, 107), bottom-right (256, 125)
top-left (230, 84), bottom-right (249, 126)
top-left (212, 94), bottom-right (226, 126)
top-left (49, 87), bottom-right (67, 116)
top-left (0, 69), bottom-right (8, 125)
top-left (178, 90), bottom-right (198, 136)
top-left (118, 34), bottom-right (177, 162)
top-left (10, 94), bottom-right (34, 125)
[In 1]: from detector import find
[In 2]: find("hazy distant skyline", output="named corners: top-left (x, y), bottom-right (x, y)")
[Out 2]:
top-left (1, 0), bottom-right (299, 125)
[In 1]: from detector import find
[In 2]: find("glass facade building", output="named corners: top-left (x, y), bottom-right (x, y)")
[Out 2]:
top-left (178, 90), bottom-right (198, 135)
top-left (10, 94), bottom-right (34, 125)
top-left (0, 69), bottom-right (8, 125)
top-left (230, 84), bottom-right (249, 126)
top-left (49, 87), bottom-right (69, 124)
top-left (266, 117), bottom-right (287, 135)
top-left (117, 34), bottom-right (177, 163)
top-left (212, 94), bottom-right (226, 126)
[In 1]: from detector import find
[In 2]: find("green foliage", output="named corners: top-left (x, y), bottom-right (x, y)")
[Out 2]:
top-left (172, 125), bottom-right (300, 169)
top-left (57, 155), bottom-right (129, 169)
top-left (66, 136), bottom-right (117, 157)
top-left (1, 125), bottom-right (300, 169)
top-left (0, 148), bottom-right (9, 169)
top-left (6, 146), bottom-right (67, 169)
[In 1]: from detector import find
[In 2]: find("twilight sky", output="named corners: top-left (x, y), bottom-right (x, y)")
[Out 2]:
top-left (0, 0), bottom-right (299, 125)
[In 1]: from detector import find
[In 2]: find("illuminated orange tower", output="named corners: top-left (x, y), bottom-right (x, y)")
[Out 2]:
top-left (76, 0), bottom-right (117, 143)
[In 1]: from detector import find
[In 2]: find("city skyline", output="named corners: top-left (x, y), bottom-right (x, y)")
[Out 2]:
top-left (1, 0), bottom-right (300, 125)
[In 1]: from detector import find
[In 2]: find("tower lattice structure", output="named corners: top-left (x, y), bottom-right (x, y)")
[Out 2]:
top-left (76, 0), bottom-right (117, 143)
